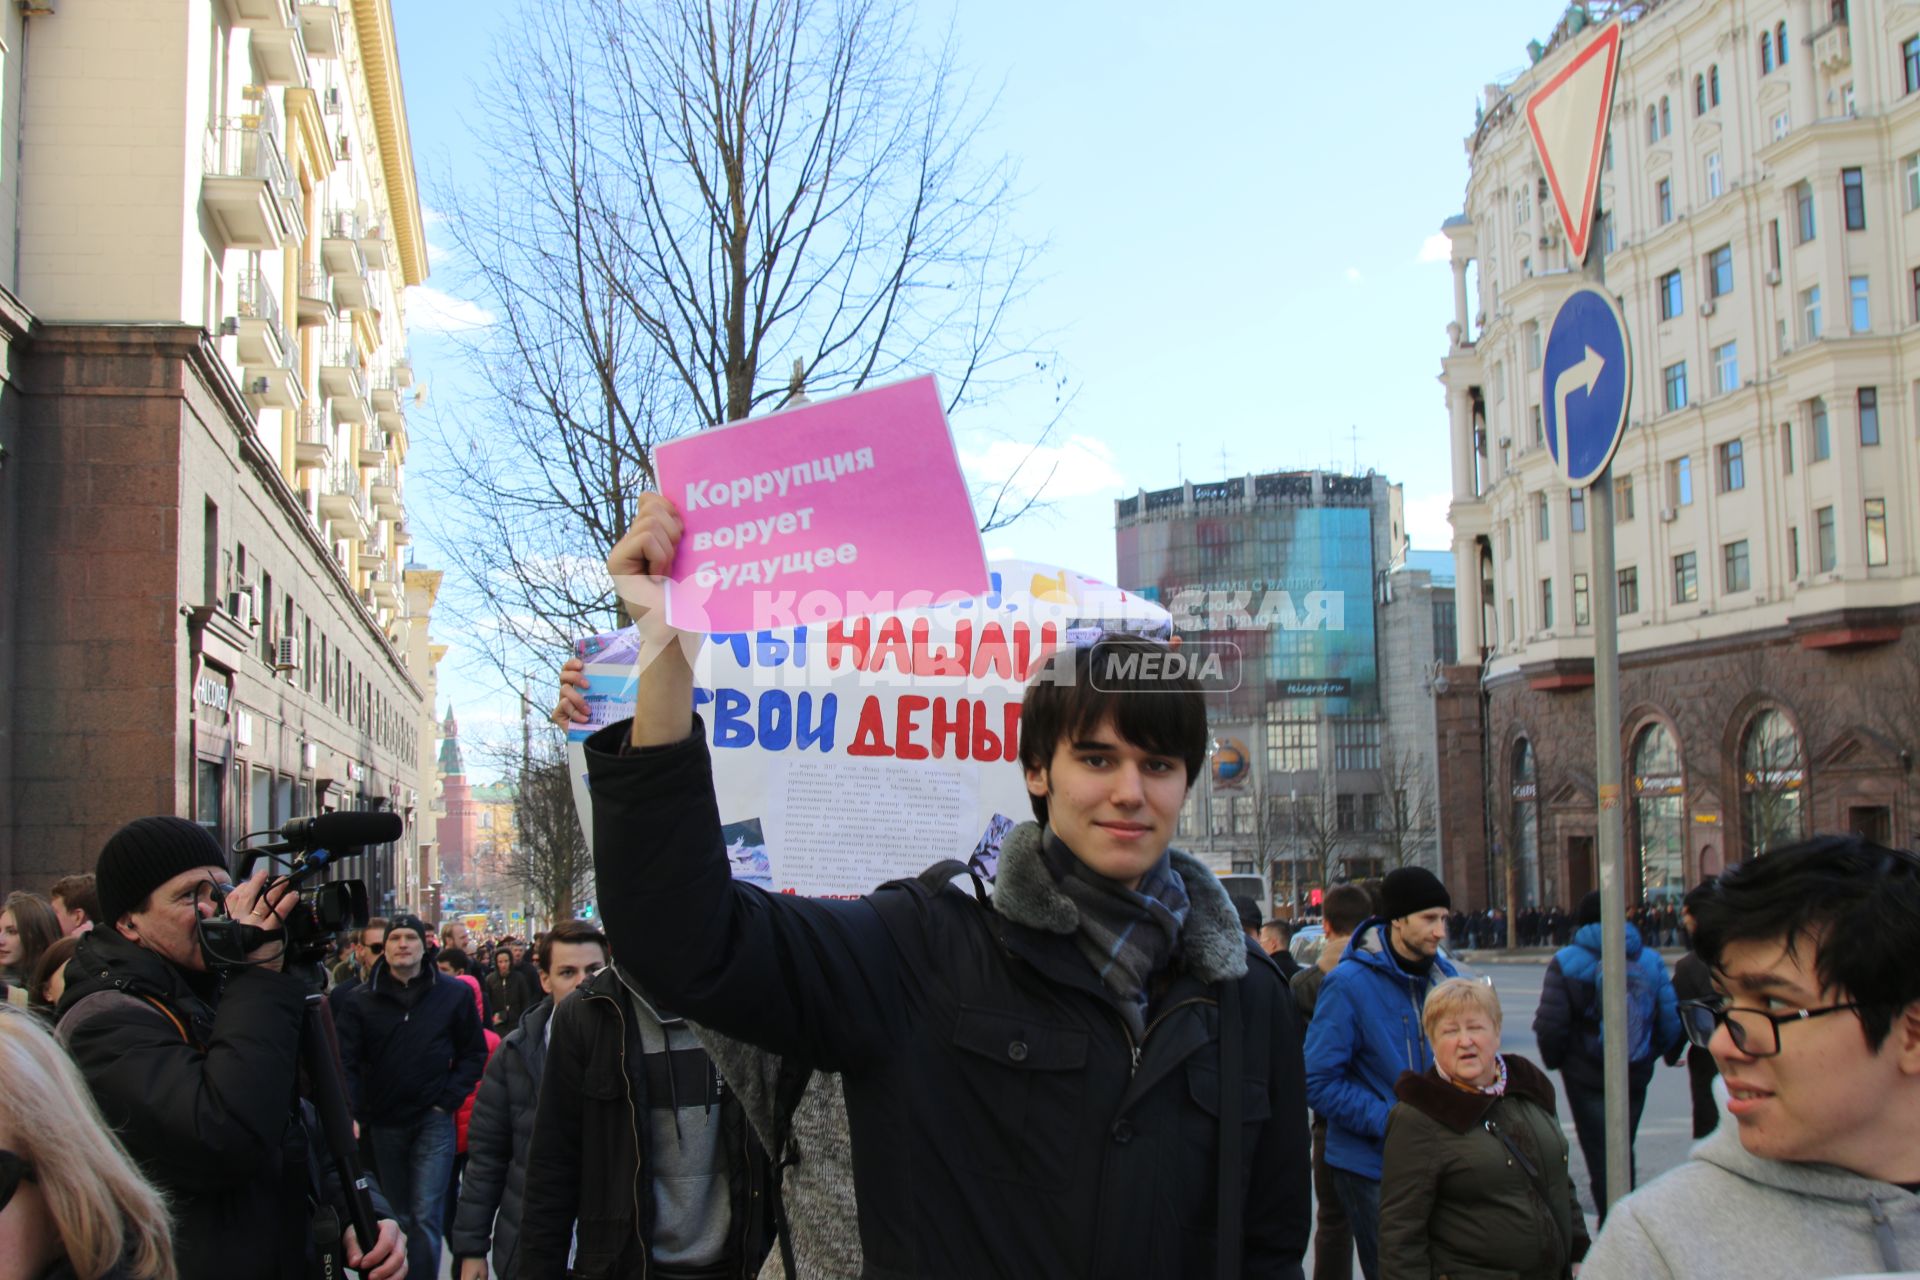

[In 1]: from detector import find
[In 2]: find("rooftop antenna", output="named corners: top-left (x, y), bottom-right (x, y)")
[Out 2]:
top-left (1349, 424), bottom-right (1361, 474)
top-left (1177, 442), bottom-right (1183, 481)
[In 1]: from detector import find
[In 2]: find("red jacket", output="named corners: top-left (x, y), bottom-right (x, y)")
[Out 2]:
top-left (455, 973), bottom-right (502, 1153)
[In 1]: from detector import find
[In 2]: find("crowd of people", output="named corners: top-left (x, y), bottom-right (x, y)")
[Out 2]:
top-left (0, 493), bottom-right (1916, 1279)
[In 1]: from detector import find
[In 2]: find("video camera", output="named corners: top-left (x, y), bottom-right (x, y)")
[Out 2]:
top-left (198, 811), bottom-right (400, 970)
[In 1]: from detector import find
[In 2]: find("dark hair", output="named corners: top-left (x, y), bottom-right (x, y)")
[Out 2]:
top-left (362, 916), bottom-right (389, 937)
top-left (539, 920), bottom-right (609, 972)
top-left (1260, 919), bottom-right (1292, 944)
top-left (1232, 897), bottom-right (1262, 933)
top-left (48, 874), bottom-right (99, 925)
top-left (1017, 637), bottom-right (1208, 825)
top-left (2, 893), bottom-right (60, 982)
top-left (29, 934), bottom-right (78, 1012)
top-left (438, 947), bottom-right (470, 973)
top-left (1690, 834), bottom-right (1920, 1051)
top-left (1321, 884), bottom-right (1373, 937)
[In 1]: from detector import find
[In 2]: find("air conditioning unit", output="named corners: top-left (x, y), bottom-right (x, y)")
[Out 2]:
top-left (301, 742), bottom-right (318, 771)
top-left (226, 588), bottom-right (256, 629)
top-left (1700, 300), bottom-right (1717, 317)
top-left (274, 635), bottom-right (301, 671)
top-left (1660, 506), bottom-right (1679, 523)
top-left (323, 87), bottom-right (342, 114)
top-left (248, 377), bottom-right (270, 397)
top-left (1765, 268), bottom-right (1781, 286)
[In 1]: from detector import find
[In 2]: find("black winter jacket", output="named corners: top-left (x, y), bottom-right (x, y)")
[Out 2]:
top-left (334, 959), bottom-right (487, 1124)
top-left (449, 996), bottom-right (555, 1276)
top-left (517, 967), bottom-right (777, 1280)
top-left (486, 966), bottom-right (539, 1034)
top-left (56, 930), bottom-right (392, 1279)
top-left (583, 722), bottom-right (1312, 1279)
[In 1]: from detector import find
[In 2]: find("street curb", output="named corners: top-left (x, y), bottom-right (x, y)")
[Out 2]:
top-left (1457, 947), bottom-right (1691, 965)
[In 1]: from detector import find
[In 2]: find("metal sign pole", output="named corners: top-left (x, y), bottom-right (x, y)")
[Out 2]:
top-left (1583, 204), bottom-right (1632, 1215)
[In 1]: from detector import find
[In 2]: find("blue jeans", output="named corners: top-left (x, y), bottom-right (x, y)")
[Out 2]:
top-left (368, 1108), bottom-right (457, 1280)
top-left (1328, 1166), bottom-right (1381, 1280)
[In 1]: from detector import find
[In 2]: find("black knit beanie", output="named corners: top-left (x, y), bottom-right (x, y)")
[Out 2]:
top-left (386, 913), bottom-right (431, 944)
top-left (1381, 866), bottom-right (1452, 921)
top-left (96, 816), bottom-right (229, 926)
top-left (1576, 890), bottom-right (1602, 926)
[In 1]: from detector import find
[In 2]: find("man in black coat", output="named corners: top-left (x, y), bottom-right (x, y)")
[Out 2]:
top-left (57, 816), bottom-right (404, 1280)
top-left (583, 495), bottom-right (1311, 1278)
top-left (337, 911), bottom-right (486, 1280)
top-left (450, 919), bottom-right (610, 1280)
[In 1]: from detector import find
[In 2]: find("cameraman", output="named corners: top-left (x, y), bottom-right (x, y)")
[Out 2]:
top-left (56, 815), bottom-right (406, 1279)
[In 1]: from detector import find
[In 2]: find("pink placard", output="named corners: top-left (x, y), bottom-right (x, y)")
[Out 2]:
top-left (654, 376), bottom-right (989, 633)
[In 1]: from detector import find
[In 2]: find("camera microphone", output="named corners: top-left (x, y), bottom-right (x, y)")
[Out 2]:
top-left (275, 811), bottom-right (403, 851)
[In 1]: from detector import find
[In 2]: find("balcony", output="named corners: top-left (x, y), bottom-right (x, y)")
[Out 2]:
top-left (392, 514), bottom-right (412, 547)
top-left (250, 21), bottom-right (308, 86)
top-left (318, 326), bottom-right (367, 421)
top-left (228, 265), bottom-right (301, 411)
top-left (297, 0), bottom-right (342, 58)
top-left (370, 462), bottom-right (402, 518)
top-left (318, 462), bottom-right (370, 541)
top-left (321, 209), bottom-right (372, 311)
top-left (368, 366), bottom-right (400, 413)
top-left (295, 260), bottom-right (334, 327)
top-left (392, 358), bottom-right (414, 389)
top-left (293, 403), bottom-right (332, 470)
top-left (360, 220), bottom-right (392, 271)
top-left (370, 566), bottom-right (402, 610)
top-left (222, 0), bottom-right (294, 29)
top-left (202, 102), bottom-right (294, 250)
top-left (361, 530), bottom-right (391, 570)
top-left (1814, 21), bottom-right (1850, 72)
top-left (358, 429), bottom-right (390, 466)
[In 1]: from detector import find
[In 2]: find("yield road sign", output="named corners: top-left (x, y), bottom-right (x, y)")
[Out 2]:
top-left (1525, 21), bottom-right (1622, 264)
top-left (1542, 286), bottom-right (1632, 488)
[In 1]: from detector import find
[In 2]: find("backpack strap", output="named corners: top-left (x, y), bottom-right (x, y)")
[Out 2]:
top-left (910, 858), bottom-right (987, 904)
top-left (1215, 974), bottom-right (1244, 1280)
top-left (56, 989), bottom-right (195, 1050)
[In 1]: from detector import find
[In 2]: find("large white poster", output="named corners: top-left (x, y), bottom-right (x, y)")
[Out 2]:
top-left (567, 561), bottom-right (1171, 896)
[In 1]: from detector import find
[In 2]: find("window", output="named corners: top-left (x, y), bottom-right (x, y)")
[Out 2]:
top-left (1574, 572), bottom-right (1591, 625)
top-left (1761, 30), bottom-right (1774, 74)
top-left (1664, 360), bottom-right (1689, 411)
top-left (1859, 387), bottom-right (1880, 445)
top-left (1769, 219), bottom-right (1783, 271)
top-left (1718, 439), bottom-right (1745, 491)
top-left (1710, 64), bottom-right (1720, 106)
top-left (1706, 151), bottom-right (1724, 199)
top-left (1618, 566), bottom-right (1640, 614)
top-left (1669, 454), bottom-right (1695, 506)
top-left (1570, 487), bottom-right (1586, 532)
top-left (1267, 714), bottom-right (1318, 774)
top-left (1336, 793), bottom-right (1359, 833)
top-left (1812, 396), bottom-right (1831, 460)
top-left (1673, 551), bottom-right (1699, 603)
top-left (1515, 183), bottom-right (1532, 226)
top-left (1713, 341), bottom-right (1739, 393)
top-left (1912, 267), bottom-right (1920, 324)
top-left (1600, 211), bottom-right (1616, 255)
top-left (1843, 168), bottom-right (1866, 230)
top-left (1802, 285), bottom-right (1822, 340)
top-left (1647, 105), bottom-right (1660, 144)
top-left (1789, 526), bottom-right (1802, 578)
top-left (1777, 21), bottom-right (1789, 64)
top-left (1615, 474), bottom-right (1635, 521)
top-left (1816, 505), bottom-right (1837, 571)
top-left (1659, 269), bottom-right (1684, 319)
top-left (1850, 276), bottom-right (1870, 332)
top-left (1782, 421), bottom-right (1795, 473)
top-left (1660, 95), bottom-right (1671, 137)
top-left (1866, 499), bottom-right (1890, 566)
top-left (1795, 182), bottom-right (1816, 243)
top-left (1535, 492), bottom-right (1551, 541)
top-left (1695, 72), bottom-right (1707, 117)
top-left (1657, 177), bottom-right (1674, 224)
top-left (1334, 718), bottom-right (1382, 771)
top-left (1906, 35), bottom-right (1920, 94)
top-left (1525, 320), bottom-right (1541, 370)
top-left (1771, 109), bottom-right (1792, 142)
top-left (1707, 245), bottom-right (1733, 298)
top-left (1540, 578), bottom-right (1555, 629)
top-left (1633, 723), bottom-right (1689, 905)
top-left (1530, 404), bottom-right (1544, 448)
top-left (1742, 709), bottom-right (1806, 855)
top-left (1724, 539), bottom-right (1751, 592)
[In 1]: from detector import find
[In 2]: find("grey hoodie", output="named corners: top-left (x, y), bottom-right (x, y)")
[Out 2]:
top-left (1583, 1117), bottom-right (1920, 1277)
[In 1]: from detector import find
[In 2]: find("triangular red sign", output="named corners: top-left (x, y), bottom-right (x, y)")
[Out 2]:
top-left (1524, 22), bottom-right (1622, 265)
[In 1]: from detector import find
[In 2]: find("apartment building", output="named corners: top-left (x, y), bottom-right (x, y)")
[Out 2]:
top-left (0, 0), bottom-right (443, 915)
top-left (1436, 0), bottom-right (1920, 911)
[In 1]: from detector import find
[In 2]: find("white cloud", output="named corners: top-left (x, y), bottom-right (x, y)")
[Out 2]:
top-left (1404, 491), bottom-right (1455, 549)
top-left (1345, 267), bottom-right (1363, 283)
top-left (1417, 232), bottom-right (1452, 264)
top-left (961, 433), bottom-right (1129, 502)
top-left (406, 284), bottom-right (494, 332)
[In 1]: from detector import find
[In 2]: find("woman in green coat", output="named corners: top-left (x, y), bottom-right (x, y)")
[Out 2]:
top-left (1379, 978), bottom-right (1588, 1280)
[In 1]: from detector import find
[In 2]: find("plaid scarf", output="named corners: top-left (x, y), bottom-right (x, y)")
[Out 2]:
top-left (1042, 830), bottom-right (1191, 1037)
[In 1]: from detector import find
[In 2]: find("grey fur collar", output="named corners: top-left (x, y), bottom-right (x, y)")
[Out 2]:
top-left (991, 822), bottom-right (1249, 983)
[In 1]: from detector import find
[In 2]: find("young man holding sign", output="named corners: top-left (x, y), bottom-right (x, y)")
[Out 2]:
top-left (585, 493), bottom-right (1310, 1278)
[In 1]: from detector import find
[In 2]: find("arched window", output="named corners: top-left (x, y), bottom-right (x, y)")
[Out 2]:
top-left (1761, 31), bottom-right (1774, 73)
top-left (1632, 722), bottom-right (1686, 906)
top-left (1710, 65), bottom-right (1721, 106)
top-left (1778, 21), bottom-right (1789, 64)
top-left (1647, 105), bottom-right (1659, 143)
top-left (1695, 73), bottom-right (1707, 116)
top-left (1511, 740), bottom-right (1541, 909)
top-left (1660, 96), bottom-right (1672, 136)
top-left (1741, 708), bottom-right (1805, 855)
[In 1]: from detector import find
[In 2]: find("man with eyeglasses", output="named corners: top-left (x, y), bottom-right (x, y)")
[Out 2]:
top-left (1582, 835), bottom-right (1920, 1277)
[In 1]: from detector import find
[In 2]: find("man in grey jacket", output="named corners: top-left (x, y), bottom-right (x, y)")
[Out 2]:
top-left (1583, 835), bottom-right (1920, 1277)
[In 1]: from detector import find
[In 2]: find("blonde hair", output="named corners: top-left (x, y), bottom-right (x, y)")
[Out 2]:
top-left (0, 1007), bottom-right (176, 1280)
top-left (1421, 976), bottom-right (1503, 1043)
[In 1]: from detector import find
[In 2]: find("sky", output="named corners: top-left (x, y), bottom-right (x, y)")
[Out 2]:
top-left (388, 0), bottom-right (1571, 766)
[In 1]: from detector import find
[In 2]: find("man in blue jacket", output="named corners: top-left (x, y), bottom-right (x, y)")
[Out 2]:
top-left (337, 911), bottom-right (487, 1280)
top-left (1303, 867), bottom-right (1457, 1280)
top-left (1532, 889), bottom-right (1684, 1221)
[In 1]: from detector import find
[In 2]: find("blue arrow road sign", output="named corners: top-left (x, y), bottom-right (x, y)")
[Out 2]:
top-left (1542, 286), bottom-right (1632, 488)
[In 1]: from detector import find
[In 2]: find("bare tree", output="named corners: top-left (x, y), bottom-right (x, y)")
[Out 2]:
top-left (1289, 778), bottom-right (1350, 896)
top-left (503, 732), bottom-right (597, 926)
top-left (423, 0), bottom-right (1058, 687)
top-left (1374, 746), bottom-right (1439, 873)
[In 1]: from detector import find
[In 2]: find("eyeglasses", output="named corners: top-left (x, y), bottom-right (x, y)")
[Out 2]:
top-left (366, 941), bottom-right (385, 953)
top-left (0, 1150), bottom-right (35, 1214)
top-left (1679, 995), bottom-right (1862, 1058)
